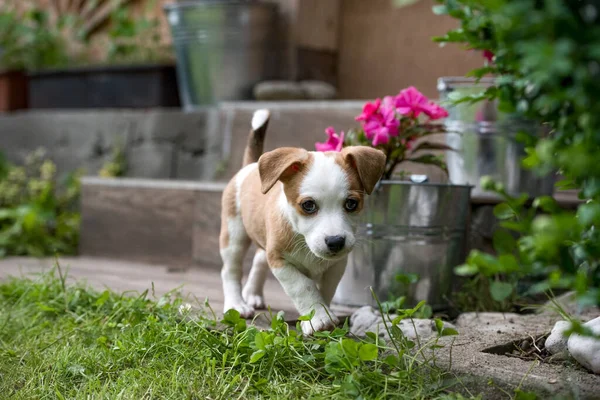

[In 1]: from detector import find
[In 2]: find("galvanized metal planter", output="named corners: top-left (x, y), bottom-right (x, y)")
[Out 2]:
top-left (438, 77), bottom-right (555, 199)
top-left (164, 1), bottom-right (281, 109)
top-left (333, 181), bottom-right (472, 310)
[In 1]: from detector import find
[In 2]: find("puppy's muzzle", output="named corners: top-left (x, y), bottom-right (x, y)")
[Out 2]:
top-left (325, 235), bottom-right (346, 253)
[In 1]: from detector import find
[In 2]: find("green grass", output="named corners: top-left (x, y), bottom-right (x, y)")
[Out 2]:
top-left (0, 266), bottom-right (478, 399)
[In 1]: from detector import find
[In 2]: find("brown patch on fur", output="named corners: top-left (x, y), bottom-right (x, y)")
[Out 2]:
top-left (219, 179), bottom-right (238, 248)
top-left (258, 148), bottom-right (310, 194)
top-left (340, 146), bottom-right (387, 194)
top-left (238, 165), bottom-right (301, 269)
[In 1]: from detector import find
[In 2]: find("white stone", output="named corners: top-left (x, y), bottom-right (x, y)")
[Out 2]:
top-left (545, 320), bottom-right (571, 355)
top-left (567, 316), bottom-right (600, 374)
top-left (253, 81), bottom-right (306, 100)
top-left (299, 80), bottom-right (337, 100)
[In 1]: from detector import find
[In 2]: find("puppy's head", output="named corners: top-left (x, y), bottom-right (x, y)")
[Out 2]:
top-left (258, 146), bottom-right (386, 260)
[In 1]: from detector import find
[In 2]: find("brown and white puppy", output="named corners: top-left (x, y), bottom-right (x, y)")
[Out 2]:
top-left (219, 109), bottom-right (386, 335)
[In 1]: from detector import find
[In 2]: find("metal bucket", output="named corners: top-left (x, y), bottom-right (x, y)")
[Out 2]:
top-left (164, 1), bottom-right (280, 109)
top-left (438, 77), bottom-right (555, 198)
top-left (332, 181), bottom-right (472, 310)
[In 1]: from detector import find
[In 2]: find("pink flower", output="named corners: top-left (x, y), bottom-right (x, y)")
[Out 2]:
top-left (372, 129), bottom-right (391, 146)
top-left (394, 86), bottom-right (430, 117)
top-left (382, 95), bottom-right (396, 109)
top-left (315, 126), bottom-right (344, 152)
top-left (378, 102), bottom-right (400, 136)
top-left (422, 102), bottom-right (449, 120)
top-left (355, 98), bottom-right (381, 122)
top-left (360, 100), bottom-right (399, 146)
top-left (482, 50), bottom-right (494, 63)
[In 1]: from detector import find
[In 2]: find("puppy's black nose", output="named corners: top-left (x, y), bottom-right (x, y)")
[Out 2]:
top-left (325, 235), bottom-right (346, 253)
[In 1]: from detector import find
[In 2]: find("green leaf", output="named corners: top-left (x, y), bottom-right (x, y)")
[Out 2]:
top-left (37, 303), bottom-right (58, 313)
top-left (391, 325), bottom-right (404, 342)
top-left (493, 229), bottom-right (516, 254)
top-left (271, 310), bottom-right (285, 330)
top-left (365, 331), bottom-right (377, 343)
top-left (490, 281), bottom-right (514, 302)
top-left (222, 309), bottom-right (246, 330)
top-left (358, 343), bottom-right (378, 361)
top-left (395, 272), bottom-right (419, 285)
top-left (418, 304), bottom-right (433, 319)
top-left (493, 203), bottom-right (515, 220)
top-left (577, 203), bottom-right (600, 227)
top-left (383, 355), bottom-right (399, 367)
top-left (500, 220), bottom-right (528, 233)
top-left (298, 309), bottom-right (315, 321)
top-left (514, 390), bottom-right (538, 400)
top-left (440, 327), bottom-right (459, 336)
top-left (255, 332), bottom-right (266, 350)
top-left (95, 290), bottom-right (111, 307)
top-left (434, 318), bottom-right (444, 334)
top-left (555, 179), bottom-right (578, 191)
top-left (454, 263), bottom-right (479, 276)
top-left (405, 300), bottom-right (426, 317)
top-left (532, 196), bottom-right (560, 213)
top-left (391, 314), bottom-right (406, 325)
top-left (341, 338), bottom-right (359, 360)
top-left (249, 350), bottom-right (266, 363)
top-left (498, 254), bottom-right (520, 273)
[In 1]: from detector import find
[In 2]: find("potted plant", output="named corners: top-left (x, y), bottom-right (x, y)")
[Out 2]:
top-left (16, 0), bottom-right (180, 109)
top-left (0, 11), bottom-right (29, 112)
top-left (314, 86), bottom-right (473, 310)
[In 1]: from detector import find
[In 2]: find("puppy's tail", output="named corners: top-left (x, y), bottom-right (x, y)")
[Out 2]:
top-left (243, 109), bottom-right (270, 166)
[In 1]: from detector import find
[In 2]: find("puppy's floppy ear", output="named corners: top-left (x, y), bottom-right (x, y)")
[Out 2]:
top-left (258, 147), bottom-right (309, 194)
top-left (342, 146), bottom-right (387, 195)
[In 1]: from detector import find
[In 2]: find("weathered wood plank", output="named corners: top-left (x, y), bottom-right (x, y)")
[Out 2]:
top-left (80, 178), bottom-right (202, 267)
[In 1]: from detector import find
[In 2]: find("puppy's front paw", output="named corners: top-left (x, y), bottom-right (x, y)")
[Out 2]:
top-left (243, 293), bottom-right (265, 310)
top-left (300, 309), bottom-right (339, 336)
top-left (223, 301), bottom-right (255, 319)
top-left (242, 287), bottom-right (265, 309)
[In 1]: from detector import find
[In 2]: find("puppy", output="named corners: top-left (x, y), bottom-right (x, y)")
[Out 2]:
top-left (219, 109), bottom-right (386, 335)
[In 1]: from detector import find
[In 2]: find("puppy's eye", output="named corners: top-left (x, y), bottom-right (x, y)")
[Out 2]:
top-left (345, 198), bottom-right (359, 212)
top-left (301, 200), bottom-right (318, 214)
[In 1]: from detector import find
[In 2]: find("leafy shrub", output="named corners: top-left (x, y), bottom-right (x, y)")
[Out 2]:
top-left (434, 0), bottom-right (600, 307)
top-left (0, 150), bottom-right (81, 257)
top-left (0, 0), bottom-right (171, 71)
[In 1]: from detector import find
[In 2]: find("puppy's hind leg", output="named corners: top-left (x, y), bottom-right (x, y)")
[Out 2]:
top-left (220, 202), bottom-right (253, 318)
top-left (242, 248), bottom-right (269, 309)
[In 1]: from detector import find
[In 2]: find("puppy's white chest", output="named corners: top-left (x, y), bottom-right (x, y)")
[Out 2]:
top-left (282, 246), bottom-right (334, 279)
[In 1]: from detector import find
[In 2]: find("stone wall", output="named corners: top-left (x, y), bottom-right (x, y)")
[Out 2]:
top-left (0, 109), bottom-right (219, 180)
top-left (0, 101), bottom-right (451, 184)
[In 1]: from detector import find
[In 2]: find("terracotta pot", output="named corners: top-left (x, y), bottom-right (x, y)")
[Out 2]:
top-left (0, 70), bottom-right (28, 112)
